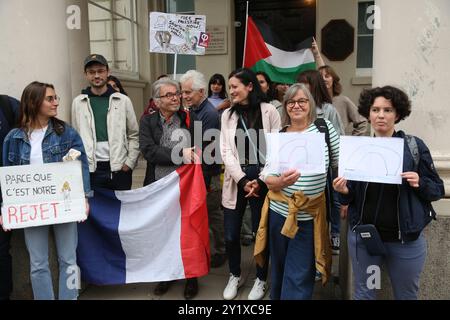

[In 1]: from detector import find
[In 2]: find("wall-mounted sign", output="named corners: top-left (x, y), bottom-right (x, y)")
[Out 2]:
top-left (0, 161), bottom-right (86, 229)
top-left (205, 26), bottom-right (228, 55)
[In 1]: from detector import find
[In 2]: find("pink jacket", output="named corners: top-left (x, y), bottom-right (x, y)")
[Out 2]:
top-left (220, 102), bottom-right (281, 209)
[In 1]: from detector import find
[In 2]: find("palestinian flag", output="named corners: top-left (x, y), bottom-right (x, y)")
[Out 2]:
top-left (243, 16), bottom-right (316, 84)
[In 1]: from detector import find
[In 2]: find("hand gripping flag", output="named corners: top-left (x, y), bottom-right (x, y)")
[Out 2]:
top-left (77, 164), bottom-right (210, 285)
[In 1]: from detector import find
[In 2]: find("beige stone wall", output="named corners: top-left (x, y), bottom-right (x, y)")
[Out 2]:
top-left (316, 0), bottom-right (371, 106)
top-left (367, 0), bottom-right (450, 300)
top-left (373, 0), bottom-right (450, 197)
top-left (0, 0), bottom-right (90, 122)
top-left (194, 0), bottom-right (236, 84)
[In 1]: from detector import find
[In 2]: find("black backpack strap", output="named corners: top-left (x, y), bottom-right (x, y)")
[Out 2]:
top-left (0, 95), bottom-right (16, 127)
top-left (314, 118), bottom-right (331, 164)
top-left (314, 117), bottom-right (333, 223)
top-left (405, 134), bottom-right (420, 172)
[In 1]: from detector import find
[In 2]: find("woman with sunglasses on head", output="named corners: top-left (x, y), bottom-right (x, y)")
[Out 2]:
top-left (0, 81), bottom-right (91, 300)
top-left (333, 86), bottom-right (444, 300)
top-left (256, 83), bottom-right (338, 299)
top-left (220, 68), bottom-right (280, 300)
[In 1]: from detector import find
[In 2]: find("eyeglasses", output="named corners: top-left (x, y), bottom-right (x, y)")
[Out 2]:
top-left (287, 99), bottom-right (309, 108)
top-left (86, 69), bottom-right (108, 76)
top-left (44, 95), bottom-right (60, 103)
top-left (157, 92), bottom-right (181, 99)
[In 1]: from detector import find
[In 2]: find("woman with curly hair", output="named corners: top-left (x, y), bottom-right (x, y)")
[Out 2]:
top-left (333, 85), bottom-right (444, 300)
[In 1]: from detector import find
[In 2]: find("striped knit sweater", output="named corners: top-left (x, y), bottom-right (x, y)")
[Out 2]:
top-left (263, 119), bottom-right (339, 221)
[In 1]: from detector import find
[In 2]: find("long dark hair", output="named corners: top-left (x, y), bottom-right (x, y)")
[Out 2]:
top-left (297, 69), bottom-right (332, 108)
top-left (107, 75), bottom-right (128, 95)
top-left (208, 73), bottom-right (228, 99)
top-left (228, 68), bottom-right (265, 127)
top-left (256, 71), bottom-right (277, 101)
top-left (19, 81), bottom-right (65, 135)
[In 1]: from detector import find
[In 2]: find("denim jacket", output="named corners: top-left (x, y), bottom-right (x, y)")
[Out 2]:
top-left (3, 121), bottom-right (92, 197)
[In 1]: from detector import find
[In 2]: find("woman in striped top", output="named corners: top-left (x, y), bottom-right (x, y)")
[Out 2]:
top-left (260, 83), bottom-right (339, 299)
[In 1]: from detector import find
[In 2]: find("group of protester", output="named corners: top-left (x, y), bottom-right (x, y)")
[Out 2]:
top-left (0, 47), bottom-right (444, 301)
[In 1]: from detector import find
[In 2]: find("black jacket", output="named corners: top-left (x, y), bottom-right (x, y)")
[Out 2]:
top-left (340, 130), bottom-right (444, 242)
top-left (139, 109), bottom-right (196, 186)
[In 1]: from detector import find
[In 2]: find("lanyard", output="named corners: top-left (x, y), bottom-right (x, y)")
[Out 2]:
top-left (239, 114), bottom-right (266, 163)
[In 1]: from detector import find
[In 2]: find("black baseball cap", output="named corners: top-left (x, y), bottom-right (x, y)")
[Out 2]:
top-left (84, 54), bottom-right (109, 70)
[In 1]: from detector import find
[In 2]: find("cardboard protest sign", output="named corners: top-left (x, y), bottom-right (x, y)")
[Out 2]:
top-left (149, 11), bottom-right (207, 55)
top-left (0, 161), bottom-right (86, 229)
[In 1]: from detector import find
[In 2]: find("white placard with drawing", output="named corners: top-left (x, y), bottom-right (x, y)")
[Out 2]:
top-left (0, 161), bottom-right (86, 229)
top-left (263, 132), bottom-right (326, 175)
top-left (149, 12), bottom-right (207, 55)
top-left (338, 136), bottom-right (404, 184)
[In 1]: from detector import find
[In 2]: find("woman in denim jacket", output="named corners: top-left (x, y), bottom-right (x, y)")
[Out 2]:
top-left (0, 81), bottom-right (91, 300)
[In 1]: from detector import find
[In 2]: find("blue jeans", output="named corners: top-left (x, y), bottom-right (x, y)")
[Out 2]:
top-left (24, 222), bottom-right (79, 300)
top-left (348, 229), bottom-right (427, 300)
top-left (269, 210), bottom-right (315, 300)
top-left (223, 166), bottom-right (268, 280)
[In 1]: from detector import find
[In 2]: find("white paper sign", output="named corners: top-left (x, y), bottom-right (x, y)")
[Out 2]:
top-left (338, 136), bottom-right (404, 184)
top-left (0, 161), bottom-right (86, 229)
top-left (264, 132), bottom-right (326, 175)
top-left (149, 12), bottom-right (206, 55)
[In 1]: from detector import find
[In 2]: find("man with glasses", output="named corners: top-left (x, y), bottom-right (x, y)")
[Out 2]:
top-left (139, 77), bottom-right (200, 300)
top-left (72, 54), bottom-right (139, 191)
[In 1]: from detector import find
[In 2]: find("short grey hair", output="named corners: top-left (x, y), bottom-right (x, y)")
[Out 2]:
top-left (281, 83), bottom-right (317, 127)
top-left (152, 78), bottom-right (180, 101)
top-left (179, 70), bottom-right (207, 92)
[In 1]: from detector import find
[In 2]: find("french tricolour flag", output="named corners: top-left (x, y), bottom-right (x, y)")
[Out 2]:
top-left (77, 164), bottom-right (210, 285)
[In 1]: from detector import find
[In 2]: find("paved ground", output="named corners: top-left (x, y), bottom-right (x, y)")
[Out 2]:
top-left (79, 243), bottom-right (341, 300)
top-left (79, 160), bottom-right (342, 300)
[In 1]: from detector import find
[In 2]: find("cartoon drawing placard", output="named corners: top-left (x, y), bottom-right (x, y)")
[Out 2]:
top-left (0, 161), bottom-right (86, 229)
top-left (263, 132), bottom-right (326, 175)
top-left (338, 136), bottom-right (404, 184)
top-left (149, 11), bottom-right (206, 55)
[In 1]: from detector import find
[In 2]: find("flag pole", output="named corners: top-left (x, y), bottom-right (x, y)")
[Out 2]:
top-left (242, 1), bottom-right (249, 68)
top-left (173, 53), bottom-right (178, 80)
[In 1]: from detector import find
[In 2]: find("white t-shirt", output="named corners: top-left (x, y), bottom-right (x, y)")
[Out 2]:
top-left (29, 127), bottom-right (47, 165)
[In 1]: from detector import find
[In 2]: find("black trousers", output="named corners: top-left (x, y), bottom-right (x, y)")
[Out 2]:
top-left (0, 228), bottom-right (12, 299)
